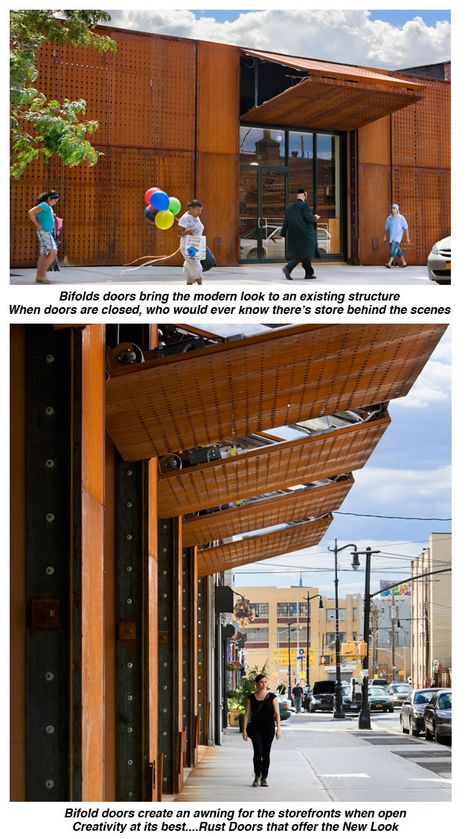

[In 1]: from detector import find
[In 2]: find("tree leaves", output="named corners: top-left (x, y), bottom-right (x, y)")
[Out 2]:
top-left (10, 10), bottom-right (116, 178)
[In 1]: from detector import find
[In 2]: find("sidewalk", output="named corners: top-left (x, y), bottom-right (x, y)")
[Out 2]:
top-left (10, 263), bottom-right (433, 285)
top-left (174, 715), bottom-right (451, 802)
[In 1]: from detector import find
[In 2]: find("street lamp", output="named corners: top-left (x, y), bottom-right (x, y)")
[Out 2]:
top-left (304, 592), bottom-right (324, 689)
top-left (351, 546), bottom-right (380, 730)
top-left (328, 539), bottom-right (358, 720)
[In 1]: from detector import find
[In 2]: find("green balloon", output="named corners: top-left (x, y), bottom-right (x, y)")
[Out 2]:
top-left (168, 197), bottom-right (181, 216)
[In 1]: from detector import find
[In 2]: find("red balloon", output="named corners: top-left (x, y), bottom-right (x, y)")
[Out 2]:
top-left (145, 187), bottom-right (160, 205)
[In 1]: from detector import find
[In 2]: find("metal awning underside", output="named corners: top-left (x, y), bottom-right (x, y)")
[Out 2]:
top-left (106, 324), bottom-right (446, 462)
top-left (198, 516), bottom-right (333, 576)
top-left (157, 415), bottom-right (390, 519)
top-left (182, 476), bottom-right (354, 547)
top-left (241, 49), bottom-right (425, 130)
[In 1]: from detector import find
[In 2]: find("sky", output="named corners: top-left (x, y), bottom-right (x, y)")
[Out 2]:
top-left (107, 8), bottom-right (451, 68)
top-left (233, 328), bottom-right (451, 598)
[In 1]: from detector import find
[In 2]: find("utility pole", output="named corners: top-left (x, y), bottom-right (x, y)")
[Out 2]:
top-left (391, 590), bottom-right (397, 682)
top-left (328, 539), bottom-right (358, 720)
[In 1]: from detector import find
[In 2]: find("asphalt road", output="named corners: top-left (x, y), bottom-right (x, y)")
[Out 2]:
top-left (175, 710), bottom-right (451, 802)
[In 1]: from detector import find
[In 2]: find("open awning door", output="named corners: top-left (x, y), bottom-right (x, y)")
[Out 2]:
top-left (157, 415), bottom-right (390, 519)
top-left (106, 324), bottom-right (445, 462)
top-left (241, 49), bottom-right (425, 130)
top-left (198, 515), bottom-right (333, 576)
top-left (182, 476), bottom-right (354, 547)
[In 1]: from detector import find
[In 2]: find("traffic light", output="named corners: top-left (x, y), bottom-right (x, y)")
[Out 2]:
top-left (341, 641), bottom-right (356, 656)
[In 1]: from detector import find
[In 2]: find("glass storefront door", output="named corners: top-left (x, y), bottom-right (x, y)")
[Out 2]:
top-left (239, 167), bottom-right (286, 262)
top-left (240, 126), bottom-right (345, 263)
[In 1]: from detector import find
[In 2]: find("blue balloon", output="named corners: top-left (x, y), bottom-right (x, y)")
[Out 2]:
top-left (150, 190), bottom-right (170, 211)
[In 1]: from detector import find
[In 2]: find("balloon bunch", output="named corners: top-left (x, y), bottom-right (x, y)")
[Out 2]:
top-left (144, 187), bottom-right (181, 230)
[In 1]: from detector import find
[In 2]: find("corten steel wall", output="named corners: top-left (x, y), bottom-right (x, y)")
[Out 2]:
top-left (10, 30), bottom-right (240, 268)
top-left (357, 77), bottom-right (450, 265)
top-left (391, 76), bottom-right (451, 264)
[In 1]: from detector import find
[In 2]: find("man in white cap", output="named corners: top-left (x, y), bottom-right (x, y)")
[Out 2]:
top-left (383, 203), bottom-right (410, 268)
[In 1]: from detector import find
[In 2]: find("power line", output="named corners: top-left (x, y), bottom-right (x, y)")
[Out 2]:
top-left (335, 511), bottom-right (451, 521)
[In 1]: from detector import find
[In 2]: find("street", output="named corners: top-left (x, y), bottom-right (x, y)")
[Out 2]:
top-left (175, 711), bottom-right (451, 803)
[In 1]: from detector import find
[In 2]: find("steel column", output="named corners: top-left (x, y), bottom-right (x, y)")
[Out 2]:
top-left (182, 547), bottom-right (198, 767)
top-left (25, 326), bottom-right (72, 800)
top-left (158, 518), bottom-right (184, 794)
top-left (115, 458), bottom-right (148, 801)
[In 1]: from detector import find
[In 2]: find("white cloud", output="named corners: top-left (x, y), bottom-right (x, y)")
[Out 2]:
top-left (353, 465), bottom-right (451, 513)
top-left (106, 10), bottom-right (450, 69)
top-left (394, 330), bottom-right (451, 409)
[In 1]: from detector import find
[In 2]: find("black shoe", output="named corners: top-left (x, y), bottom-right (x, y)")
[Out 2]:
top-left (252, 775), bottom-right (260, 787)
top-left (260, 778), bottom-right (269, 787)
top-left (304, 274), bottom-right (316, 279)
top-left (282, 268), bottom-right (292, 280)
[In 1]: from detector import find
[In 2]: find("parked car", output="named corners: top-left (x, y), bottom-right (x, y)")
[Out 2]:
top-left (278, 697), bottom-right (292, 721)
top-left (369, 678), bottom-right (389, 688)
top-left (368, 686), bottom-right (394, 712)
top-left (387, 683), bottom-right (412, 707)
top-left (340, 685), bottom-right (362, 714)
top-left (240, 225), bottom-right (331, 260)
top-left (400, 687), bottom-right (440, 736)
top-left (423, 689), bottom-right (452, 743)
top-left (309, 680), bottom-right (336, 713)
top-left (427, 235), bottom-right (451, 284)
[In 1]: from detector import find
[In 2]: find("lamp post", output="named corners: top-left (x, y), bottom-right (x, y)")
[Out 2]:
top-left (328, 539), bottom-right (358, 720)
top-left (351, 546), bottom-right (380, 730)
top-left (304, 592), bottom-right (324, 689)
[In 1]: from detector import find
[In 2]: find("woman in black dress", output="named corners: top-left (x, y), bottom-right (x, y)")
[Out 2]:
top-left (242, 674), bottom-right (281, 787)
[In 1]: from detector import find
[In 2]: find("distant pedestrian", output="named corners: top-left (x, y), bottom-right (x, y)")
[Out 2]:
top-left (242, 674), bottom-right (281, 787)
top-left (281, 188), bottom-right (320, 280)
top-left (27, 190), bottom-right (60, 283)
top-left (292, 682), bottom-right (304, 713)
top-left (177, 199), bottom-right (205, 285)
top-left (383, 203), bottom-right (410, 268)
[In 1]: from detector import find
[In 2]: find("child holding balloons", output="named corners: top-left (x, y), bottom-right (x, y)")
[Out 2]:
top-left (177, 199), bottom-right (205, 285)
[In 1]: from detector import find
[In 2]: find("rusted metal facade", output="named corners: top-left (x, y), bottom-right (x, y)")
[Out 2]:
top-left (10, 30), bottom-right (449, 268)
top-left (10, 323), bottom-right (447, 800)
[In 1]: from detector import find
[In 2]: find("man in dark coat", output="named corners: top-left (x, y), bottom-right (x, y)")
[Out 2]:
top-left (281, 189), bottom-right (320, 280)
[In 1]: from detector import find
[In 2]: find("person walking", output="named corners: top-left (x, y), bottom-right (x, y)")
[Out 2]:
top-left (383, 203), bottom-right (410, 268)
top-left (177, 199), bottom-right (205, 285)
top-left (292, 682), bottom-right (304, 714)
top-left (242, 674), bottom-right (281, 788)
top-left (281, 188), bottom-right (320, 280)
top-left (27, 190), bottom-right (60, 283)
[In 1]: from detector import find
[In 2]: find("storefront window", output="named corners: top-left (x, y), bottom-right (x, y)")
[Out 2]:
top-left (240, 127), bottom-right (285, 164)
top-left (317, 133), bottom-right (341, 257)
top-left (239, 126), bottom-right (343, 261)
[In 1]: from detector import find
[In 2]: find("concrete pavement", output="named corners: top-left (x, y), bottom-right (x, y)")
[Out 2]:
top-left (10, 263), bottom-right (434, 285)
top-left (175, 713), bottom-right (451, 803)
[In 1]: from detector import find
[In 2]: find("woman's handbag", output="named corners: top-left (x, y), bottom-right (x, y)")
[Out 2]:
top-left (201, 246), bottom-right (217, 272)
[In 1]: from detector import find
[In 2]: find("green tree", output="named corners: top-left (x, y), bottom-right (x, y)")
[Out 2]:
top-left (10, 10), bottom-right (117, 179)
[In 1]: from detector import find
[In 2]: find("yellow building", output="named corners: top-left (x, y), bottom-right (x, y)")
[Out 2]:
top-left (235, 586), bottom-right (363, 688)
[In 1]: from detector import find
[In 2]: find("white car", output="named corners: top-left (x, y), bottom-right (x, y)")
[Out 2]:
top-left (427, 235), bottom-right (451, 284)
top-left (240, 226), bottom-right (331, 260)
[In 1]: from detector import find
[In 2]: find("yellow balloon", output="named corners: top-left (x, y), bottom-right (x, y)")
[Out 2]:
top-left (155, 210), bottom-right (175, 230)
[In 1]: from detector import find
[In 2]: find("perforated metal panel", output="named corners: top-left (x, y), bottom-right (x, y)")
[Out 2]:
top-left (391, 77), bottom-right (451, 261)
top-left (157, 416), bottom-right (390, 519)
top-left (198, 516), bottom-right (333, 576)
top-left (182, 477), bottom-right (354, 547)
top-left (106, 324), bottom-right (446, 462)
